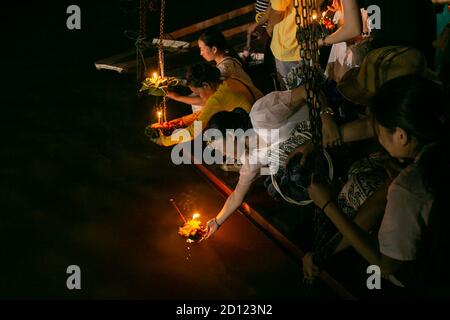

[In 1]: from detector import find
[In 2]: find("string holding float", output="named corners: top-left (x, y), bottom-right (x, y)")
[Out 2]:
top-left (170, 198), bottom-right (187, 223)
top-left (139, 0), bottom-right (181, 125)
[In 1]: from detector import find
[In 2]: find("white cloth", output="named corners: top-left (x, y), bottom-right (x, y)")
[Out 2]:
top-left (238, 90), bottom-right (309, 185)
top-left (326, 13), bottom-right (347, 65)
top-left (378, 161), bottom-right (434, 261)
top-left (191, 105), bottom-right (203, 113)
top-left (189, 93), bottom-right (203, 113)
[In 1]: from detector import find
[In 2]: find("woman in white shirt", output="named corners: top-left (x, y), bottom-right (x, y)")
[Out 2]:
top-left (308, 75), bottom-right (450, 297)
top-left (201, 86), bottom-right (341, 238)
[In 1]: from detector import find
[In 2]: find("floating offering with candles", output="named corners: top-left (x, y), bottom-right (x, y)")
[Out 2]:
top-left (139, 72), bottom-right (180, 97)
top-left (178, 213), bottom-right (207, 243)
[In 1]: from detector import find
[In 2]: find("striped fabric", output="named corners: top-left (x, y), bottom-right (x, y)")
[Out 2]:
top-left (255, 0), bottom-right (270, 13)
top-left (255, 0), bottom-right (270, 28)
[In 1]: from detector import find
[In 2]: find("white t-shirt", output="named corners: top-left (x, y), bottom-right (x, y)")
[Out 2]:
top-left (238, 90), bottom-right (309, 186)
top-left (378, 160), bottom-right (434, 261)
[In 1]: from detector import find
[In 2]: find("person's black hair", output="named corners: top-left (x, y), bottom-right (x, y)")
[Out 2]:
top-left (205, 108), bottom-right (253, 135)
top-left (371, 75), bottom-right (447, 148)
top-left (371, 74), bottom-right (450, 298)
top-left (198, 27), bottom-right (243, 63)
top-left (185, 62), bottom-right (221, 88)
top-left (320, 0), bottom-right (333, 11)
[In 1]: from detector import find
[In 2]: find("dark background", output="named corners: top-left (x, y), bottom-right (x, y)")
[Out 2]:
top-left (1, 1), bottom-right (328, 299)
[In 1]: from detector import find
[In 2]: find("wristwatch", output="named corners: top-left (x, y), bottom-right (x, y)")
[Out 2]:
top-left (320, 107), bottom-right (335, 116)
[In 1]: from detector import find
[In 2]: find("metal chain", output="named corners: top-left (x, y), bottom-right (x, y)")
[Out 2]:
top-left (293, 0), bottom-right (330, 254)
top-left (294, 0), bottom-right (323, 160)
top-left (159, 0), bottom-right (165, 79)
top-left (158, 0), bottom-right (167, 122)
top-left (137, 0), bottom-right (148, 84)
top-left (148, 0), bottom-right (159, 12)
top-left (139, 0), bottom-right (148, 39)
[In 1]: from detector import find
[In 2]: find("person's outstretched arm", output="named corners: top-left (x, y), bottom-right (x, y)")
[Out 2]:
top-left (166, 91), bottom-right (204, 107)
top-left (203, 166), bottom-right (260, 239)
top-left (319, 0), bottom-right (362, 47)
top-left (308, 180), bottom-right (403, 277)
top-left (267, 0), bottom-right (288, 36)
top-left (340, 115), bottom-right (375, 143)
top-left (332, 181), bottom-right (389, 254)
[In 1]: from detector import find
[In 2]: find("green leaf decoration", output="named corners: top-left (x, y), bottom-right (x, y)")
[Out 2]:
top-left (140, 76), bottom-right (180, 97)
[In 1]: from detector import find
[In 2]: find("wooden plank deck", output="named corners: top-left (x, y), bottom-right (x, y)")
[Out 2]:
top-left (195, 163), bottom-right (357, 300)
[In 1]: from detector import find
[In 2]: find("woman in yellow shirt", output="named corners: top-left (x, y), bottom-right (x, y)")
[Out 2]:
top-left (152, 63), bottom-right (263, 147)
top-left (166, 29), bottom-right (255, 112)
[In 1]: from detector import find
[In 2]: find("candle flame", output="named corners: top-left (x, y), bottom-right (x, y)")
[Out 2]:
top-left (178, 212), bottom-right (207, 241)
top-left (152, 72), bottom-right (158, 80)
top-left (157, 111), bottom-right (162, 117)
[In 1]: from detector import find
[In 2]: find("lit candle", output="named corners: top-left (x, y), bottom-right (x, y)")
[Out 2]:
top-left (157, 111), bottom-right (162, 124)
top-left (177, 211), bottom-right (207, 242)
top-left (152, 72), bottom-right (158, 81)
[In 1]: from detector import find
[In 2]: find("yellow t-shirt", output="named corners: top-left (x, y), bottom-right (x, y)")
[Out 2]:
top-left (270, 0), bottom-right (300, 62)
top-left (160, 80), bottom-right (254, 146)
top-left (226, 78), bottom-right (263, 105)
